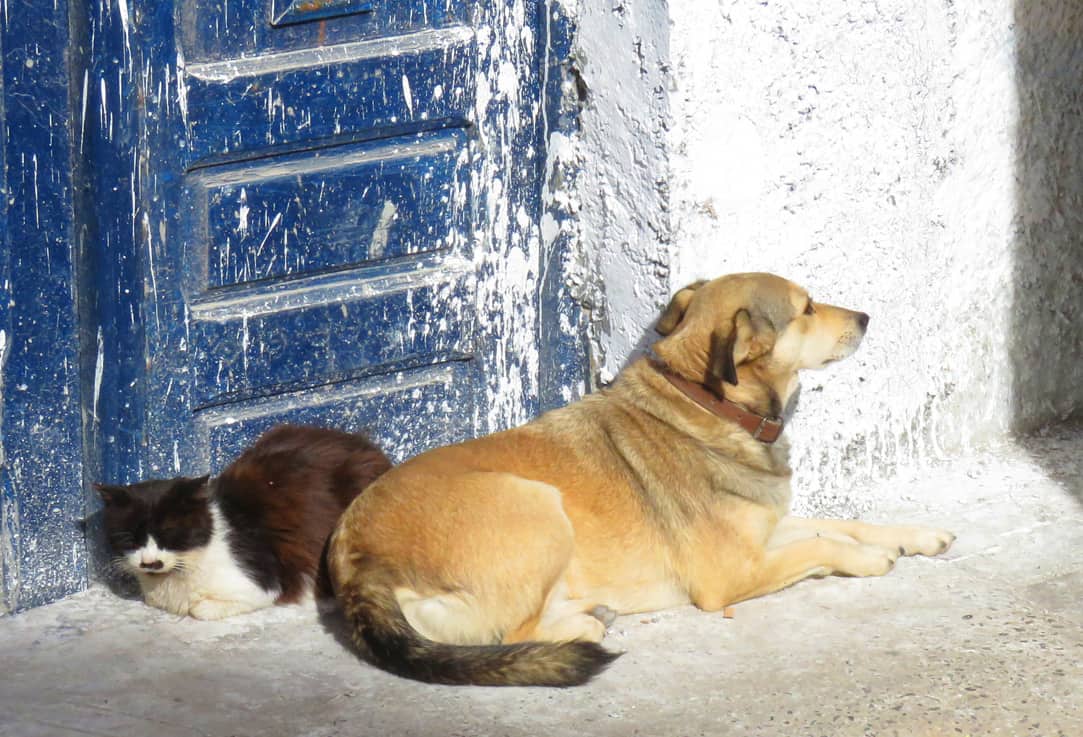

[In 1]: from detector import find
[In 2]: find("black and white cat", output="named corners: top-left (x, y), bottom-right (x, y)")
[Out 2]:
top-left (96, 424), bottom-right (391, 620)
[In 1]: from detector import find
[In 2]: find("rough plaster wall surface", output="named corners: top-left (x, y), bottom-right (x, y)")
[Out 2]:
top-left (574, 0), bottom-right (673, 382)
top-left (1011, 0), bottom-right (1083, 431)
top-left (579, 0), bottom-right (1083, 514)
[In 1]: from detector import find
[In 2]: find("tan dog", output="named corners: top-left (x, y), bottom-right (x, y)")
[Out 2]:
top-left (329, 273), bottom-right (955, 687)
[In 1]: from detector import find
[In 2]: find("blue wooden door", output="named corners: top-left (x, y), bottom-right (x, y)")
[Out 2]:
top-left (80, 0), bottom-right (583, 515)
top-left (0, 0), bottom-right (581, 612)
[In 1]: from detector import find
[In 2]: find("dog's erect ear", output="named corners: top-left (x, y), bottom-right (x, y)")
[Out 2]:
top-left (707, 310), bottom-right (777, 389)
top-left (655, 280), bottom-right (708, 335)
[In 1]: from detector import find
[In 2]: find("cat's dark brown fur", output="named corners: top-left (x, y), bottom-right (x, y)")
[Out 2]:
top-left (216, 424), bottom-right (393, 603)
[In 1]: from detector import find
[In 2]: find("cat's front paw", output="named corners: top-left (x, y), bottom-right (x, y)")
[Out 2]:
top-left (189, 597), bottom-right (262, 620)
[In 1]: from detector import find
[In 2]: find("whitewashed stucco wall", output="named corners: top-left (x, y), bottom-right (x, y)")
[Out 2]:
top-left (570, 0), bottom-right (1083, 514)
top-left (572, 0), bottom-right (672, 378)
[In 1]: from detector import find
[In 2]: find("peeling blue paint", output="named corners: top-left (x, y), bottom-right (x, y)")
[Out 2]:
top-left (538, 0), bottom-right (588, 412)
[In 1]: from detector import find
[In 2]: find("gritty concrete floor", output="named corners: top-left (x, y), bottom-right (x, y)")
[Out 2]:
top-left (2, 426), bottom-right (1082, 737)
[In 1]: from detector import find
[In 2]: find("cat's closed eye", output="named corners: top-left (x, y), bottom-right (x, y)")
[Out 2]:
top-left (109, 532), bottom-right (136, 549)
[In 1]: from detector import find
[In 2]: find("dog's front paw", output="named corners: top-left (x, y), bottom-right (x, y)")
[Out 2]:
top-left (896, 526), bottom-right (955, 557)
top-left (841, 544), bottom-right (899, 577)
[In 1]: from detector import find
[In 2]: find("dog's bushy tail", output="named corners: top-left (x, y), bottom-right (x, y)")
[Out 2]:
top-left (334, 556), bottom-right (619, 687)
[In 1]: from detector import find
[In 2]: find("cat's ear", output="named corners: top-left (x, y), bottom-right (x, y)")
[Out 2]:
top-left (178, 475), bottom-right (212, 500)
top-left (94, 483), bottom-right (131, 506)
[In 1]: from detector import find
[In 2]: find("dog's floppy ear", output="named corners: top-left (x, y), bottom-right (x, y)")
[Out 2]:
top-left (708, 327), bottom-right (740, 387)
top-left (655, 280), bottom-right (708, 335)
top-left (707, 310), bottom-right (777, 389)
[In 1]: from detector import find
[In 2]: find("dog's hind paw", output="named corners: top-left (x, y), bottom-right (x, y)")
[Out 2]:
top-left (589, 605), bottom-right (619, 628)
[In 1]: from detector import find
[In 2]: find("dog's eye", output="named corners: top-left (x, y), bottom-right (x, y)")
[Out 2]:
top-left (804, 301), bottom-right (816, 316)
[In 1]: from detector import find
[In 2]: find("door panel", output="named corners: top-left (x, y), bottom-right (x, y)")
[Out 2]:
top-left (197, 129), bottom-right (469, 288)
top-left (179, 0), bottom-right (467, 60)
top-left (179, 29), bottom-right (474, 164)
top-left (202, 362), bottom-right (473, 463)
top-left (188, 264), bottom-right (474, 407)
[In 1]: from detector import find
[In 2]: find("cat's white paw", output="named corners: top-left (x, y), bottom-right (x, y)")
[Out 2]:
top-left (189, 597), bottom-right (263, 620)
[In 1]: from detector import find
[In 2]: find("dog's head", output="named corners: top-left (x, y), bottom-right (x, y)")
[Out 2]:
top-left (653, 273), bottom-right (869, 410)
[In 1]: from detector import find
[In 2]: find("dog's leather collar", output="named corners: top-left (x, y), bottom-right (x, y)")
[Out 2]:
top-left (649, 359), bottom-right (784, 443)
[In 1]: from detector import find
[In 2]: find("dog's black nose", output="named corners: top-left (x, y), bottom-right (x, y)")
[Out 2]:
top-left (857, 312), bottom-right (870, 330)
top-left (140, 560), bottom-right (164, 570)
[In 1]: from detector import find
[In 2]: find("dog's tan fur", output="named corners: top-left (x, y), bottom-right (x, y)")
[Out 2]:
top-left (329, 272), bottom-right (955, 686)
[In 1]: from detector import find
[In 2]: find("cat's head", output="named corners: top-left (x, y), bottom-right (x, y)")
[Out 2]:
top-left (95, 475), bottom-right (213, 577)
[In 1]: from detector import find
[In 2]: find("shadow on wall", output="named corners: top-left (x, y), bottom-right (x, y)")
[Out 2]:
top-left (1011, 1), bottom-right (1083, 503)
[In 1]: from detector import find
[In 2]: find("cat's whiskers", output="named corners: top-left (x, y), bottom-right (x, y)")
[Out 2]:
top-left (108, 555), bottom-right (135, 573)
